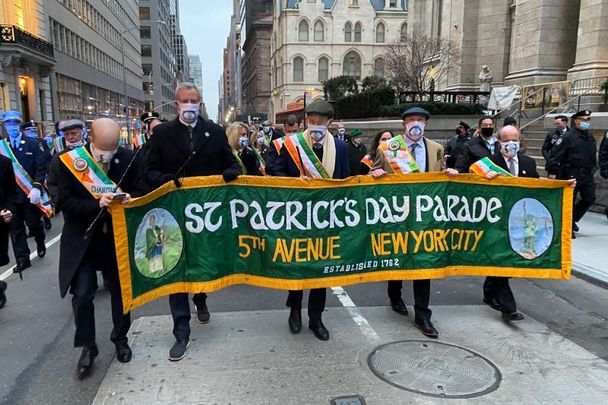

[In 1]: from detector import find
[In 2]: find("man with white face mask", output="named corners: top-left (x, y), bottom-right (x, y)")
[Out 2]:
top-left (482, 125), bottom-right (538, 323)
top-left (370, 107), bottom-right (444, 339)
top-left (145, 82), bottom-right (241, 361)
top-left (273, 100), bottom-right (350, 341)
top-left (48, 120), bottom-right (87, 204)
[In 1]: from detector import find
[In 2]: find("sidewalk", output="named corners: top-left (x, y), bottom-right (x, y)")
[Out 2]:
top-left (93, 306), bottom-right (608, 404)
top-left (572, 212), bottom-right (608, 287)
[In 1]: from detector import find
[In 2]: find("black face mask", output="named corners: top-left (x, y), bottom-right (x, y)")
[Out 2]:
top-left (480, 127), bottom-right (494, 138)
top-left (455, 129), bottom-right (462, 135)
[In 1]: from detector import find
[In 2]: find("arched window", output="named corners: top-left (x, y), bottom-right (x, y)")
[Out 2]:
top-left (293, 56), bottom-right (304, 82)
top-left (400, 22), bottom-right (408, 38)
top-left (354, 22), bottom-right (362, 42)
top-left (314, 20), bottom-right (324, 42)
top-left (376, 23), bottom-right (385, 43)
top-left (318, 57), bottom-right (329, 82)
top-left (374, 58), bottom-right (385, 78)
top-left (344, 22), bottom-right (352, 42)
top-left (343, 51), bottom-right (361, 79)
top-left (298, 20), bottom-right (309, 41)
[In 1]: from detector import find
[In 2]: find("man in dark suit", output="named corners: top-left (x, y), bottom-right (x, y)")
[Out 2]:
top-left (1, 111), bottom-right (48, 272)
top-left (273, 100), bottom-right (350, 341)
top-left (0, 155), bottom-right (17, 309)
top-left (52, 118), bottom-right (145, 378)
top-left (542, 115), bottom-right (569, 162)
top-left (370, 107), bottom-right (444, 339)
top-left (455, 116), bottom-right (497, 173)
top-left (145, 82), bottom-right (241, 361)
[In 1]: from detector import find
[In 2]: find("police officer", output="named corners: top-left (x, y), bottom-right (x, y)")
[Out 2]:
top-left (444, 121), bottom-right (472, 169)
top-left (140, 111), bottom-right (161, 140)
top-left (597, 130), bottom-right (608, 220)
top-left (2, 111), bottom-right (47, 272)
top-left (0, 154), bottom-right (17, 309)
top-left (542, 115), bottom-right (569, 162)
top-left (547, 110), bottom-right (596, 238)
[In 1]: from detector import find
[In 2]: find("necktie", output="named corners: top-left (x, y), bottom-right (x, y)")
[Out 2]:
top-left (187, 126), bottom-right (194, 152)
top-left (410, 143), bottom-right (417, 160)
top-left (99, 159), bottom-right (109, 174)
top-left (508, 158), bottom-right (517, 176)
top-left (13, 140), bottom-right (18, 150)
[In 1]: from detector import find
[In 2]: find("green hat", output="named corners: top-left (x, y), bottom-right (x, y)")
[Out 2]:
top-left (305, 100), bottom-right (334, 118)
top-left (350, 128), bottom-right (363, 138)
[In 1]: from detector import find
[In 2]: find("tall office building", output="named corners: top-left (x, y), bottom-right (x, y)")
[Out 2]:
top-left (189, 54), bottom-right (203, 89)
top-left (0, 1), bottom-right (55, 124)
top-left (44, 0), bottom-right (144, 135)
top-left (140, 0), bottom-right (178, 119)
top-left (170, 1), bottom-right (190, 83)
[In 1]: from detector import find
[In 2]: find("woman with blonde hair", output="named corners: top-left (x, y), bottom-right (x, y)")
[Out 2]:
top-left (226, 122), bottom-right (261, 175)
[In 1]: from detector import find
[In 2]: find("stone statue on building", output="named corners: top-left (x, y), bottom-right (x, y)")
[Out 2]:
top-left (479, 65), bottom-right (493, 92)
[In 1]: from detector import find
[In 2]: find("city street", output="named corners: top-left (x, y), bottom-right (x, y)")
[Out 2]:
top-left (1, 213), bottom-right (607, 404)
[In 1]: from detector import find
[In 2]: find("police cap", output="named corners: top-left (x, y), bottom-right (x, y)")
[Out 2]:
top-left (140, 111), bottom-right (160, 123)
top-left (1, 110), bottom-right (22, 123)
top-left (305, 100), bottom-right (334, 118)
top-left (20, 120), bottom-right (37, 131)
top-left (59, 119), bottom-right (85, 131)
top-left (571, 110), bottom-right (591, 119)
top-left (401, 107), bottom-right (431, 120)
top-left (458, 121), bottom-right (471, 131)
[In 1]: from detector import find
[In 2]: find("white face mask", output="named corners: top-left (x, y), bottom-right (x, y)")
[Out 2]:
top-left (93, 146), bottom-right (118, 163)
top-left (500, 141), bottom-right (520, 159)
top-left (65, 139), bottom-right (84, 149)
top-left (239, 136), bottom-right (249, 148)
top-left (309, 125), bottom-right (327, 143)
top-left (178, 102), bottom-right (199, 124)
top-left (405, 121), bottom-right (425, 142)
top-left (257, 135), bottom-right (266, 145)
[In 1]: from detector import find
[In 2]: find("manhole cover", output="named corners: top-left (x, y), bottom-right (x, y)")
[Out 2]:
top-left (368, 340), bottom-right (501, 399)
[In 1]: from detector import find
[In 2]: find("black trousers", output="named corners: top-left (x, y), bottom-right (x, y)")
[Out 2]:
top-left (169, 292), bottom-right (207, 341)
top-left (572, 174), bottom-right (596, 223)
top-left (286, 289), bottom-right (326, 322)
top-left (9, 202), bottom-right (44, 264)
top-left (387, 280), bottom-right (432, 322)
top-left (483, 277), bottom-right (517, 314)
top-left (0, 225), bottom-right (9, 266)
top-left (69, 254), bottom-right (130, 347)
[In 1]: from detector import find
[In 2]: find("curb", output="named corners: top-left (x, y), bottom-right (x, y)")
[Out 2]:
top-left (572, 262), bottom-right (608, 290)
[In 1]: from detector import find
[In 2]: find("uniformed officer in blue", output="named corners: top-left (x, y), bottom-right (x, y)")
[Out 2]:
top-left (546, 110), bottom-right (596, 238)
top-left (1, 111), bottom-right (48, 271)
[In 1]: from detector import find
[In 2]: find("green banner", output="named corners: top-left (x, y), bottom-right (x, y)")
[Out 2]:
top-left (112, 174), bottom-right (573, 312)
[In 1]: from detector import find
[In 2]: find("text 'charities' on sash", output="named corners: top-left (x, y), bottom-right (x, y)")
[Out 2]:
top-left (59, 146), bottom-right (119, 198)
top-left (112, 174), bottom-right (573, 312)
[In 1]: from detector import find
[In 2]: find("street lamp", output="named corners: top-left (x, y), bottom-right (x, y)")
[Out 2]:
top-left (121, 19), bottom-right (166, 144)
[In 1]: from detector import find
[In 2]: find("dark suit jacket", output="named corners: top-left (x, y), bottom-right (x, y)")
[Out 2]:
top-left (455, 136), bottom-right (495, 173)
top-left (264, 128), bottom-right (286, 176)
top-left (273, 135), bottom-right (351, 179)
top-left (0, 155), bottom-right (17, 266)
top-left (52, 146), bottom-right (145, 297)
top-left (145, 117), bottom-right (240, 190)
top-left (490, 152), bottom-right (540, 179)
top-left (10, 136), bottom-right (48, 202)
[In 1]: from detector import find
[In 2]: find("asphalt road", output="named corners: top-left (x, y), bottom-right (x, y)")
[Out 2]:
top-left (1, 215), bottom-right (607, 404)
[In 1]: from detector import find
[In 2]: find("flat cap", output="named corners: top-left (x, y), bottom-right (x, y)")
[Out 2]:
top-left (20, 120), bottom-right (37, 130)
top-left (59, 119), bottom-right (85, 131)
top-left (305, 100), bottom-right (334, 117)
top-left (571, 110), bottom-right (591, 119)
top-left (350, 128), bottom-right (363, 138)
top-left (1, 110), bottom-right (22, 123)
top-left (401, 107), bottom-right (430, 120)
top-left (140, 111), bottom-right (160, 123)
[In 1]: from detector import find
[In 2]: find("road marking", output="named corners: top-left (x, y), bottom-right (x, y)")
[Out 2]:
top-left (0, 233), bottom-right (62, 281)
top-left (331, 286), bottom-right (379, 343)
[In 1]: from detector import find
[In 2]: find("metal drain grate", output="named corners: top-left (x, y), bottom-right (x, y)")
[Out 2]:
top-left (368, 340), bottom-right (501, 399)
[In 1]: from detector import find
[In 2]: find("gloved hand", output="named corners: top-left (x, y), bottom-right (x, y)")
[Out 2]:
top-left (222, 168), bottom-right (241, 183)
top-left (28, 188), bottom-right (42, 205)
top-left (159, 173), bottom-right (181, 188)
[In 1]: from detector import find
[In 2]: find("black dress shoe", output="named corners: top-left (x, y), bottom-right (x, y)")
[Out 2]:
top-left (14, 261), bottom-right (31, 274)
top-left (288, 308), bottom-right (302, 334)
top-left (572, 232), bottom-right (576, 239)
top-left (573, 222), bottom-right (579, 232)
top-left (115, 341), bottom-right (132, 363)
top-left (390, 299), bottom-right (409, 316)
top-left (415, 319), bottom-right (439, 338)
top-left (37, 245), bottom-right (46, 258)
top-left (483, 297), bottom-right (503, 311)
top-left (309, 320), bottom-right (329, 341)
top-left (0, 281), bottom-right (7, 309)
top-left (502, 311), bottom-right (525, 322)
top-left (194, 298), bottom-right (210, 324)
top-left (169, 339), bottom-right (189, 362)
top-left (77, 344), bottom-right (99, 380)
top-left (44, 217), bottom-right (52, 231)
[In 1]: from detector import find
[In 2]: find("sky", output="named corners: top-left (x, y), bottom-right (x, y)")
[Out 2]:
top-left (178, 0), bottom-right (232, 122)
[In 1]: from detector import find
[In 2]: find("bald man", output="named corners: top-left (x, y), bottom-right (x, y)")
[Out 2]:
top-left (51, 118), bottom-right (146, 379)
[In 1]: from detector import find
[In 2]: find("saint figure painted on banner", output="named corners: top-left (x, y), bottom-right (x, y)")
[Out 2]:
top-left (146, 214), bottom-right (165, 273)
